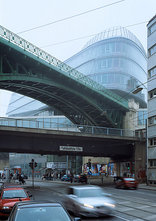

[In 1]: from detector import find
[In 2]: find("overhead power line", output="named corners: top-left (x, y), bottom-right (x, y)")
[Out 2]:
top-left (41, 21), bottom-right (148, 48)
top-left (17, 0), bottom-right (125, 34)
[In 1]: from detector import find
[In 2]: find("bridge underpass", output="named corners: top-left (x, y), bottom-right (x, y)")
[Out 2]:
top-left (0, 125), bottom-right (144, 161)
top-left (0, 25), bottom-right (129, 128)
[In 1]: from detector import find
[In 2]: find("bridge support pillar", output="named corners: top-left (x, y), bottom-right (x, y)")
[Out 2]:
top-left (134, 141), bottom-right (146, 183)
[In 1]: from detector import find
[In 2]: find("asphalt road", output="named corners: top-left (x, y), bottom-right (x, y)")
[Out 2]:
top-left (1, 180), bottom-right (156, 221)
top-left (25, 180), bottom-right (156, 221)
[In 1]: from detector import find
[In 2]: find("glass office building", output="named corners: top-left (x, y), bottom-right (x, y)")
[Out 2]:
top-left (65, 26), bottom-right (147, 107)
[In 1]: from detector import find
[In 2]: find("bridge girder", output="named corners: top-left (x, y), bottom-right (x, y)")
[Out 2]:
top-left (0, 30), bottom-right (129, 128)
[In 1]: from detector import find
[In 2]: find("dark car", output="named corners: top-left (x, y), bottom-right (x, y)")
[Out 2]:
top-left (61, 175), bottom-right (71, 182)
top-left (114, 177), bottom-right (138, 189)
top-left (79, 174), bottom-right (87, 183)
top-left (73, 175), bottom-right (79, 182)
top-left (8, 201), bottom-right (81, 221)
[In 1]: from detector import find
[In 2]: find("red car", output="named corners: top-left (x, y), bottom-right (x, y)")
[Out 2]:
top-left (0, 185), bottom-right (31, 218)
top-left (115, 177), bottom-right (138, 189)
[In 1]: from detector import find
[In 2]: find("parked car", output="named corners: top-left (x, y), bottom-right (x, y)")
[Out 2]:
top-left (73, 174), bottom-right (87, 183)
top-left (61, 175), bottom-right (71, 182)
top-left (73, 175), bottom-right (79, 182)
top-left (8, 201), bottom-right (81, 221)
top-left (63, 185), bottom-right (115, 217)
top-left (0, 185), bottom-right (32, 218)
top-left (78, 174), bottom-right (87, 183)
top-left (114, 177), bottom-right (138, 189)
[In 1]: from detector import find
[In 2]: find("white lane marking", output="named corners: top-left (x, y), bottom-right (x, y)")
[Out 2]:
top-left (114, 214), bottom-right (131, 221)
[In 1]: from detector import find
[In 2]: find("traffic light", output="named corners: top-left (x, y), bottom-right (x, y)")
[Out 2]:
top-left (29, 159), bottom-right (37, 169)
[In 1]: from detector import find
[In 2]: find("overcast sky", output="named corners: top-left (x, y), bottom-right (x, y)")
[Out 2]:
top-left (0, 0), bottom-right (156, 116)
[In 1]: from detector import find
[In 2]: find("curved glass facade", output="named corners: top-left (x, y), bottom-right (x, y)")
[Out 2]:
top-left (65, 27), bottom-right (147, 106)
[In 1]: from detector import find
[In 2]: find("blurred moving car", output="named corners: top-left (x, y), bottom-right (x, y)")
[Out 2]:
top-left (8, 201), bottom-right (81, 221)
top-left (114, 177), bottom-right (138, 189)
top-left (61, 175), bottom-right (71, 182)
top-left (63, 185), bottom-right (115, 217)
top-left (0, 186), bottom-right (32, 218)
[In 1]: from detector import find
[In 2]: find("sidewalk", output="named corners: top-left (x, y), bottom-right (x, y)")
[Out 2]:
top-left (138, 183), bottom-right (156, 191)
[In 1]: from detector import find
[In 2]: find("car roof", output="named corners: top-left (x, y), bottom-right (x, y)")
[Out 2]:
top-left (14, 201), bottom-right (63, 209)
top-left (69, 185), bottom-right (101, 190)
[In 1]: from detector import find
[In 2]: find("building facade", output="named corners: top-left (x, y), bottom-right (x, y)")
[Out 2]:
top-left (147, 15), bottom-right (156, 184)
top-left (65, 26), bottom-right (147, 108)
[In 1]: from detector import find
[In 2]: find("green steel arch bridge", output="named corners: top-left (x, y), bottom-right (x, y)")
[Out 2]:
top-left (0, 25), bottom-right (129, 128)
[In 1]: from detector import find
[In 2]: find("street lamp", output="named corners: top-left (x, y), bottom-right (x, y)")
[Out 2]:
top-left (132, 87), bottom-right (143, 94)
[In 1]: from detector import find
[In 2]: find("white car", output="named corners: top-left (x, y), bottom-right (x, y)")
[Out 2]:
top-left (64, 185), bottom-right (115, 217)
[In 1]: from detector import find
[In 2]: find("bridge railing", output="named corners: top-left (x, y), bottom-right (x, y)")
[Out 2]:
top-left (0, 117), bottom-right (143, 138)
top-left (0, 25), bottom-right (128, 109)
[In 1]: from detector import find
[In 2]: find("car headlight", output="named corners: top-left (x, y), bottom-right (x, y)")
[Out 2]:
top-left (2, 206), bottom-right (10, 209)
top-left (104, 202), bottom-right (115, 208)
top-left (83, 203), bottom-right (94, 209)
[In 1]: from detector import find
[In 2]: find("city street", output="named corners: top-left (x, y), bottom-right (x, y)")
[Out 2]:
top-left (7, 180), bottom-right (156, 221)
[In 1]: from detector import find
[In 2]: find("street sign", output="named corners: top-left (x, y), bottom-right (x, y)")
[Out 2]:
top-left (59, 146), bottom-right (83, 152)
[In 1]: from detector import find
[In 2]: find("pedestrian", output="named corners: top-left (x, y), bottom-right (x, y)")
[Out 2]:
top-left (70, 172), bottom-right (73, 183)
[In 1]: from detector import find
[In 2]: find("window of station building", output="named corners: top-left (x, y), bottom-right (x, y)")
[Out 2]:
top-left (149, 66), bottom-right (156, 78)
top-left (149, 44), bottom-right (156, 57)
top-left (148, 22), bottom-right (156, 35)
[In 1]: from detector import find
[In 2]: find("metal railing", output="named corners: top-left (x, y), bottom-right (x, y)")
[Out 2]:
top-left (0, 25), bottom-right (128, 109)
top-left (0, 117), bottom-right (143, 138)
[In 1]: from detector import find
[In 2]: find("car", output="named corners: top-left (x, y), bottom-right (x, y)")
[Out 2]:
top-left (78, 174), bottom-right (87, 183)
top-left (61, 175), bottom-right (71, 182)
top-left (63, 185), bottom-right (115, 217)
top-left (114, 177), bottom-right (138, 189)
top-left (8, 201), bottom-right (81, 221)
top-left (73, 175), bottom-right (79, 182)
top-left (0, 186), bottom-right (31, 218)
top-left (73, 174), bottom-right (87, 183)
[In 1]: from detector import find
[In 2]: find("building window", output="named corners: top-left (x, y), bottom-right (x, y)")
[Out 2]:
top-left (137, 110), bottom-right (147, 126)
top-left (149, 116), bottom-right (156, 125)
top-left (149, 159), bottom-right (156, 167)
top-left (148, 22), bottom-right (156, 35)
top-left (149, 66), bottom-right (156, 78)
top-left (149, 138), bottom-right (156, 146)
top-left (149, 44), bottom-right (156, 56)
top-left (149, 89), bottom-right (156, 99)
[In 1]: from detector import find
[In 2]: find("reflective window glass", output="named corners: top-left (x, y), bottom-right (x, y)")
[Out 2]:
top-left (149, 22), bottom-right (156, 35)
top-left (149, 67), bottom-right (156, 77)
top-left (149, 44), bottom-right (156, 56)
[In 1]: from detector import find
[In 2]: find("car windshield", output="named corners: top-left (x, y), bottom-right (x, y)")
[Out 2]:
top-left (2, 189), bottom-right (27, 199)
top-left (124, 178), bottom-right (135, 181)
top-left (14, 206), bottom-right (71, 221)
top-left (75, 188), bottom-right (103, 198)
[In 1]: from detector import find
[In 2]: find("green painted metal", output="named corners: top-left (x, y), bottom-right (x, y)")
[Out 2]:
top-left (0, 25), bottom-right (129, 128)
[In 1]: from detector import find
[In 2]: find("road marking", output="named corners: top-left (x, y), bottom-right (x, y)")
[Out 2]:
top-left (114, 215), bottom-right (131, 221)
